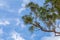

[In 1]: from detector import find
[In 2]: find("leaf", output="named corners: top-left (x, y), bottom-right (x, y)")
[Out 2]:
top-left (45, 0), bottom-right (50, 4)
top-left (22, 0), bottom-right (60, 35)
top-left (29, 26), bottom-right (34, 32)
top-left (22, 15), bottom-right (33, 24)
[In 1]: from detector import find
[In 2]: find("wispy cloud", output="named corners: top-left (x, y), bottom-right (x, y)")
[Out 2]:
top-left (41, 36), bottom-right (60, 40)
top-left (0, 0), bottom-right (17, 13)
top-left (0, 28), bottom-right (4, 40)
top-left (0, 28), bottom-right (3, 35)
top-left (41, 33), bottom-right (60, 40)
top-left (18, 8), bottom-right (26, 14)
top-left (20, 23), bottom-right (25, 29)
top-left (11, 31), bottom-right (25, 40)
top-left (30, 34), bottom-right (36, 40)
top-left (18, 0), bottom-right (30, 14)
top-left (0, 0), bottom-right (9, 9)
top-left (15, 18), bottom-right (26, 29)
top-left (15, 18), bottom-right (20, 26)
top-left (0, 20), bottom-right (10, 26)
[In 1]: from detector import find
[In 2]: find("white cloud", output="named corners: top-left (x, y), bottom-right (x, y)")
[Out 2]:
top-left (15, 18), bottom-right (25, 28)
top-left (0, 28), bottom-right (3, 35)
top-left (41, 36), bottom-right (60, 40)
top-left (23, 0), bottom-right (30, 4)
top-left (0, 0), bottom-right (17, 13)
top-left (55, 28), bottom-right (60, 32)
top-left (15, 18), bottom-right (20, 26)
top-left (18, 8), bottom-right (26, 14)
top-left (11, 31), bottom-right (25, 40)
top-left (22, 0), bottom-right (30, 7)
top-left (41, 33), bottom-right (60, 40)
top-left (30, 34), bottom-right (36, 40)
top-left (18, 0), bottom-right (30, 14)
top-left (0, 0), bottom-right (9, 8)
top-left (20, 23), bottom-right (25, 29)
top-left (0, 28), bottom-right (4, 40)
top-left (0, 20), bottom-right (10, 26)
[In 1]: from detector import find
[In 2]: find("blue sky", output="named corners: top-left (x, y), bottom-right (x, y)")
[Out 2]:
top-left (0, 0), bottom-right (60, 40)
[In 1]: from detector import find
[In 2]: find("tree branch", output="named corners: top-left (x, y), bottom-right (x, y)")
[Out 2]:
top-left (32, 21), bottom-right (60, 36)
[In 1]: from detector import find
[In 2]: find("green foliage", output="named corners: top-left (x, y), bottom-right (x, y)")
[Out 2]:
top-left (26, 2), bottom-right (39, 12)
top-left (22, 0), bottom-right (60, 34)
top-left (45, 0), bottom-right (50, 4)
top-left (22, 15), bottom-right (33, 24)
top-left (29, 25), bottom-right (34, 32)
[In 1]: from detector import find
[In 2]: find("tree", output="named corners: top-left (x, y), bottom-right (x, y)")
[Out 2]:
top-left (22, 0), bottom-right (60, 36)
